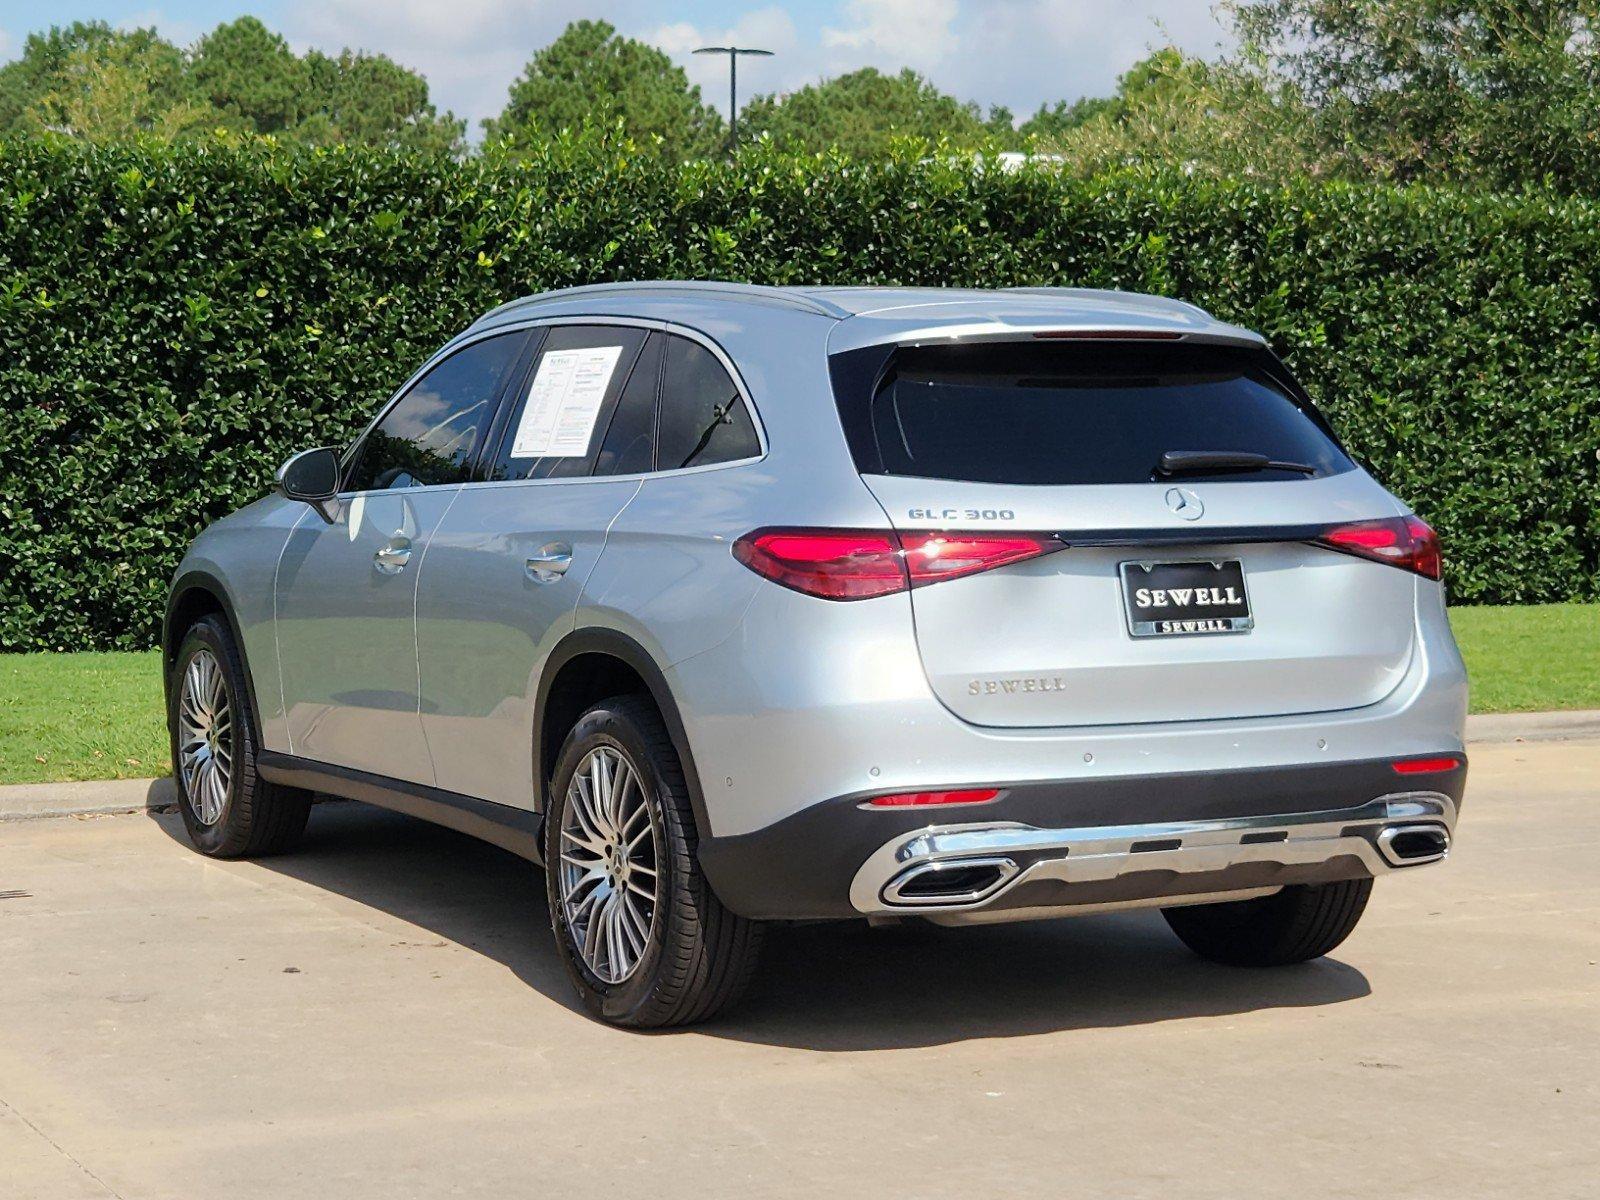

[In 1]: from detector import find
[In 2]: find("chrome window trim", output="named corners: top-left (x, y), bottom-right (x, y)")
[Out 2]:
top-left (339, 314), bottom-right (768, 500)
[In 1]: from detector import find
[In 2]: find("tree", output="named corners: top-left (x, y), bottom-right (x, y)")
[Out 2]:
top-left (1032, 52), bottom-right (1320, 180)
top-left (740, 67), bottom-right (1013, 155)
top-left (1018, 96), bottom-right (1119, 142)
top-left (1, 17), bottom-right (463, 152)
top-left (187, 16), bottom-right (308, 136)
top-left (1020, 49), bottom-right (1187, 141)
top-left (0, 21), bottom-right (188, 134)
top-left (22, 44), bottom-right (210, 143)
top-left (1225, 0), bottom-right (1600, 190)
top-left (299, 51), bottom-right (465, 153)
top-left (485, 20), bottom-right (722, 157)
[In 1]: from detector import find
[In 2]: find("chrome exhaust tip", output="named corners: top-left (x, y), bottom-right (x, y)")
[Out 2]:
top-left (1377, 823), bottom-right (1450, 867)
top-left (881, 856), bottom-right (1019, 907)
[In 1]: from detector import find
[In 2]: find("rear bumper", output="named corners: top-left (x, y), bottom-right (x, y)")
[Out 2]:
top-left (697, 756), bottom-right (1465, 920)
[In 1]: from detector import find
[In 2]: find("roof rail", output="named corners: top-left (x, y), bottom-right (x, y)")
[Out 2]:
top-left (1001, 287), bottom-right (1214, 322)
top-left (476, 280), bottom-right (850, 324)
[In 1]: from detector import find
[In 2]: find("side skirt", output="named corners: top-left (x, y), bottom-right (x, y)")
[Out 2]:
top-left (257, 752), bottom-right (544, 864)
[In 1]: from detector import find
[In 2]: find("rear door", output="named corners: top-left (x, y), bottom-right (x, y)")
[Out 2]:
top-left (837, 337), bottom-right (1417, 728)
top-left (414, 323), bottom-right (656, 807)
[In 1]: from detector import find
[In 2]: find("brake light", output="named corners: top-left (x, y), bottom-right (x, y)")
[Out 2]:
top-left (1313, 516), bottom-right (1442, 580)
top-left (864, 788), bottom-right (1000, 808)
top-left (733, 529), bottom-right (1059, 600)
top-left (1032, 329), bottom-right (1184, 341)
top-left (1392, 756), bottom-right (1462, 775)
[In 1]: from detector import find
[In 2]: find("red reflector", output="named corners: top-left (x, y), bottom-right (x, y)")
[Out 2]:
top-left (1314, 516), bottom-right (1442, 581)
top-left (865, 788), bottom-right (1000, 808)
top-left (733, 529), bottom-right (1059, 600)
top-left (1392, 757), bottom-right (1462, 775)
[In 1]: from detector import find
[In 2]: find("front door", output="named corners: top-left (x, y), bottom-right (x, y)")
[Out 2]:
top-left (275, 329), bottom-right (529, 784)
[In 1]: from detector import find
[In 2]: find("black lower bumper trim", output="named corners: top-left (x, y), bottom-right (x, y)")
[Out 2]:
top-left (697, 755), bottom-right (1467, 920)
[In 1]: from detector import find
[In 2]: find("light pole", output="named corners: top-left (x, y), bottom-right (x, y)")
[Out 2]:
top-left (693, 45), bottom-right (773, 151)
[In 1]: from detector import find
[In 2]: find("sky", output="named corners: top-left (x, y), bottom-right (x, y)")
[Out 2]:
top-left (0, 1), bottom-right (1235, 133)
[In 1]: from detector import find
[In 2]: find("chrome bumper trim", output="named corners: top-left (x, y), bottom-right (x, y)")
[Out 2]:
top-left (848, 791), bottom-right (1457, 915)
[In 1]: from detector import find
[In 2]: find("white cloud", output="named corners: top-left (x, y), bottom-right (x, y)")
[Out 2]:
top-left (281, 0), bottom-right (640, 134)
top-left (0, 26), bottom-right (13, 64)
top-left (820, 0), bottom-right (958, 72)
top-left (118, 9), bottom-right (202, 46)
top-left (653, 0), bottom-right (1231, 126)
top-left (270, 0), bottom-right (1233, 136)
top-left (650, 7), bottom-right (799, 115)
top-left (940, 0), bottom-right (1231, 118)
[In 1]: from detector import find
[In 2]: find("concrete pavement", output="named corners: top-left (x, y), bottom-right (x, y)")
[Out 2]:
top-left (1, 738), bottom-right (1597, 1199)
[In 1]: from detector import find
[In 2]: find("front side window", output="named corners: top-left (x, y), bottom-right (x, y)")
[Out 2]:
top-left (344, 332), bottom-right (525, 492)
top-left (656, 334), bottom-right (760, 471)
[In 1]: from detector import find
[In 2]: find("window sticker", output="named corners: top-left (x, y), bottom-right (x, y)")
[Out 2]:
top-left (510, 346), bottom-right (625, 459)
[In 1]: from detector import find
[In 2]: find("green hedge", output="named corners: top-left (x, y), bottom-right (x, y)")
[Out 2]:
top-left (2, 134), bottom-right (1597, 650)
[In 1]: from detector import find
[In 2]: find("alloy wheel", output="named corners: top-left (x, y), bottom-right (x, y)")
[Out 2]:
top-left (557, 745), bottom-right (661, 985)
top-left (177, 648), bottom-right (233, 826)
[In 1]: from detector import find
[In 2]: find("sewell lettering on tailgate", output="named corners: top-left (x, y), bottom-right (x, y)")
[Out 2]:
top-left (966, 676), bottom-right (1068, 696)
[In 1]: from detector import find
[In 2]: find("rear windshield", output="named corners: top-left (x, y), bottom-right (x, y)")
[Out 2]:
top-left (833, 341), bottom-right (1353, 485)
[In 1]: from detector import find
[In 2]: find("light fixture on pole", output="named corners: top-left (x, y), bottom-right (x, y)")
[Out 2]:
top-left (693, 45), bottom-right (773, 150)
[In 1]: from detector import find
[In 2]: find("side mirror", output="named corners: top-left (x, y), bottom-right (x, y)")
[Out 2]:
top-left (276, 447), bottom-right (341, 524)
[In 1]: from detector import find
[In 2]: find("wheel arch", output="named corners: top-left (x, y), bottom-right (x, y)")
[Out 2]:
top-left (163, 570), bottom-right (263, 743)
top-left (533, 628), bottom-right (711, 837)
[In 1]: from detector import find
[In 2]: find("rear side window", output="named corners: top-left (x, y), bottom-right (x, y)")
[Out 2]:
top-left (656, 334), bottom-right (760, 471)
top-left (344, 330), bottom-right (525, 492)
top-left (835, 341), bottom-right (1353, 485)
top-left (484, 325), bottom-right (647, 481)
top-left (594, 332), bottom-right (663, 476)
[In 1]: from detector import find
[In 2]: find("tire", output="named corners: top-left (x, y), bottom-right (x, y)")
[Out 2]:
top-left (168, 614), bottom-right (312, 858)
top-left (1162, 878), bottom-right (1374, 967)
top-left (544, 694), bottom-right (762, 1028)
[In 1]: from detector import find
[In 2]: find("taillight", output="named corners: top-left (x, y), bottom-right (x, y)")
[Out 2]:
top-left (901, 532), bottom-right (1057, 587)
top-left (863, 788), bottom-right (1000, 808)
top-left (1313, 516), bottom-right (1441, 580)
top-left (731, 530), bottom-right (906, 600)
top-left (733, 529), bottom-right (1059, 600)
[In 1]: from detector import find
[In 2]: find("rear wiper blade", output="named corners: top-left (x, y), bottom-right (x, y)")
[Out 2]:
top-left (1156, 450), bottom-right (1317, 477)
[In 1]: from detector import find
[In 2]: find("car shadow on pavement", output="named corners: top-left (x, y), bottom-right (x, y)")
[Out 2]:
top-left (148, 800), bottom-right (1371, 1050)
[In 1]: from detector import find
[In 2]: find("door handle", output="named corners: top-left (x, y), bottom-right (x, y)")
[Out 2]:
top-left (525, 544), bottom-right (573, 583)
top-left (374, 537), bottom-right (413, 574)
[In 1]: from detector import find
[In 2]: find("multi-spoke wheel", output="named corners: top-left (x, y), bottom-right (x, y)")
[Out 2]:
top-left (557, 745), bottom-right (661, 984)
top-left (177, 648), bottom-right (233, 826)
top-left (545, 694), bottom-right (762, 1028)
top-left (168, 614), bottom-right (312, 858)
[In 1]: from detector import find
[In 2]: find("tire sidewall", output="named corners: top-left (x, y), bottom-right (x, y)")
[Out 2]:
top-left (545, 705), bottom-right (675, 1025)
top-left (169, 618), bottom-right (249, 856)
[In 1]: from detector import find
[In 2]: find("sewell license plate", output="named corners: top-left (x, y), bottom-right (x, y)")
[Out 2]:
top-left (1120, 559), bottom-right (1253, 637)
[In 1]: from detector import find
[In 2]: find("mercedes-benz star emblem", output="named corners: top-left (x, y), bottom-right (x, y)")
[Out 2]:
top-left (1165, 486), bottom-right (1204, 521)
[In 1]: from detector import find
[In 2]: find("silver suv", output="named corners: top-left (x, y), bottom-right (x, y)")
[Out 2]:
top-left (164, 283), bottom-right (1468, 1027)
